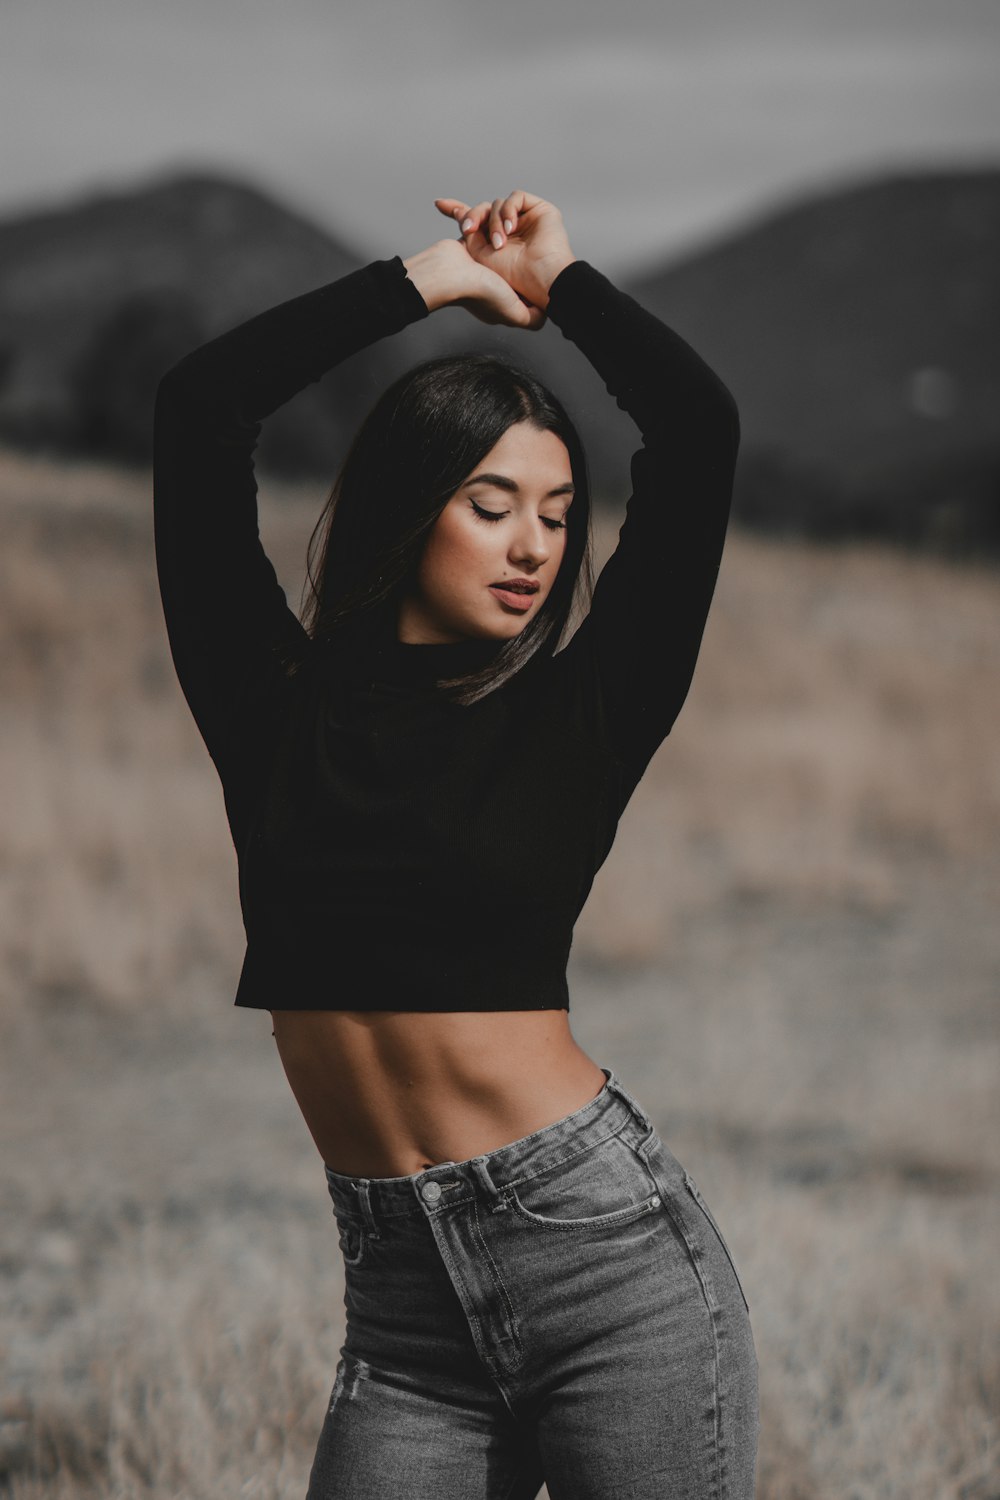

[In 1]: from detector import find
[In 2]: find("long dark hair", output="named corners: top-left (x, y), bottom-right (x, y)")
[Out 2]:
top-left (300, 353), bottom-right (594, 705)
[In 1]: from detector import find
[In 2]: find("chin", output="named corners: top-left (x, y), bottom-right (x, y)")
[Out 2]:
top-left (481, 616), bottom-right (533, 642)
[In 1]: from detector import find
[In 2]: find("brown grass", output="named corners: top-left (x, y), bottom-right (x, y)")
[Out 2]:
top-left (1, 446), bottom-right (997, 1498)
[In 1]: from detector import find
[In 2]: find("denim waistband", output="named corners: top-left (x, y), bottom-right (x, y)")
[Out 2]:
top-left (324, 1068), bottom-right (655, 1224)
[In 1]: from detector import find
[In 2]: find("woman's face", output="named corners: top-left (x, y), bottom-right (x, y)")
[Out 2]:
top-left (398, 422), bottom-right (574, 644)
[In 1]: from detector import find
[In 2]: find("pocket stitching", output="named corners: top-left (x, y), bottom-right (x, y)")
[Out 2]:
top-left (505, 1133), bottom-right (663, 1232)
top-left (506, 1186), bottom-right (661, 1232)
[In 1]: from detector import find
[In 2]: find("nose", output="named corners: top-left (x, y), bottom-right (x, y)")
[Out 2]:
top-left (507, 514), bottom-right (551, 571)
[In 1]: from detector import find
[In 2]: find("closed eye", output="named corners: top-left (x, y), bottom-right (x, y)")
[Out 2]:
top-left (469, 499), bottom-right (506, 522)
top-left (470, 499), bottom-right (567, 530)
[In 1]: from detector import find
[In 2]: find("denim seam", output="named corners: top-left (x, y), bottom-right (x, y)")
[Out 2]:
top-left (428, 1221), bottom-right (493, 1368)
top-left (652, 1189), bottom-right (724, 1500)
top-left (470, 1199), bottom-right (525, 1371)
top-left (684, 1172), bottom-right (750, 1315)
top-left (424, 1205), bottom-right (524, 1382)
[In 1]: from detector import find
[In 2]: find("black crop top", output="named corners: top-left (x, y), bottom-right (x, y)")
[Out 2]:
top-left (152, 255), bottom-right (739, 1011)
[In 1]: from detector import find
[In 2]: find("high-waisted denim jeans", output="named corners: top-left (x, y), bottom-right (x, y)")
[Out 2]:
top-left (306, 1069), bottom-right (759, 1499)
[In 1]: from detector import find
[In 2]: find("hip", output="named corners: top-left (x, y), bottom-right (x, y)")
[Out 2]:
top-left (325, 1068), bottom-right (755, 1386)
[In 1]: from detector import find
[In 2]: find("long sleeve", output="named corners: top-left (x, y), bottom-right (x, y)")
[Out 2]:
top-left (152, 256), bottom-right (429, 775)
top-left (544, 260), bottom-right (739, 793)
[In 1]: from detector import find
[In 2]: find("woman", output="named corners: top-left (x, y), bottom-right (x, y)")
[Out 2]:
top-left (153, 190), bottom-right (759, 1499)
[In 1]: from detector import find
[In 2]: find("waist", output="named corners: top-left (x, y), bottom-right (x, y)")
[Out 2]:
top-left (323, 1066), bottom-right (656, 1222)
top-left (270, 1008), bottom-right (607, 1176)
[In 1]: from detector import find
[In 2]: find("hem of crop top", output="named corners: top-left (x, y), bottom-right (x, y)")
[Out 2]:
top-left (233, 932), bottom-right (575, 1013)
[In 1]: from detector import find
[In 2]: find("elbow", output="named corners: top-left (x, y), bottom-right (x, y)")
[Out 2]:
top-left (154, 357), bottom-right (212, 445)
top-left (710, 372), bottom-right (741, 458)
top-left (155, 334), bottom-right (215, 409)
top-left (153, 367), bottom-right (187, 437)
top-left (152, 361), bottom-right (207, 474)
top-left (690, 376), bottom-right (740, 467)
top-left (155, 358), bottom-right (194, 410)
top-left (724, 387), bottom-right (741, 461)
top-left (153, 369), bottom-right (185, 462)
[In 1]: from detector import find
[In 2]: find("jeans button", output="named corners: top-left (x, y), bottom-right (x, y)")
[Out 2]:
top-left (421, 1180), bottom-right (442, 1203)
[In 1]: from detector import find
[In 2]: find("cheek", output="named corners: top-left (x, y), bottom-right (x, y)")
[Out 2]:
top-left (419, 515), bottom-right (491, 591)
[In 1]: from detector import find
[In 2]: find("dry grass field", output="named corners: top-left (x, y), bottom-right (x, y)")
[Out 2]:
top-left (0, 445), bottom-right (997, 1499)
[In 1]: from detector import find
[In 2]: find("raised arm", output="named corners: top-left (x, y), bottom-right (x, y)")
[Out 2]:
top-left (438, 191), bottom-right (739, 795)
top-left (545, 260), bottom-right (739, 791)
top-left (152, 232), bottom-right (553, 780)
top-left (153, 258), bottom-right (430, 773)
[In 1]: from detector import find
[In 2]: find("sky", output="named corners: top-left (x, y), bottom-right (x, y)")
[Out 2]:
top-left (3, 0), bottom-right (999, 274)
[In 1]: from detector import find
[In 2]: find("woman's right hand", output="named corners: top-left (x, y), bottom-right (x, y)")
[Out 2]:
top-left (402, 238), bottom-right (546, 330)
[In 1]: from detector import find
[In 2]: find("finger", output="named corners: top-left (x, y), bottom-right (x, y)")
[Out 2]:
top-left (434, 197), bottom-right (471, 228)
top-left (493, 277), bottom-right (545, 330)
top-left (506, 189), bottom-right (544, 226)
top-left (502, 293), bottom-right (545, 330)
top-left (488, 197), bottom-right (507, 251)
top-left (461, 200), bottom-right (492, 238)
top-left (499, 192), bottom-right (519, 237)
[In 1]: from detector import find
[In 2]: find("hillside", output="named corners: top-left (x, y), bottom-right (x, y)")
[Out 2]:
top-left (0, 167), bottom-right (997, 547)
top-left (630, 168), bottom-right (1000, 549)
top-left (0, 173), bottom-right (365, 473)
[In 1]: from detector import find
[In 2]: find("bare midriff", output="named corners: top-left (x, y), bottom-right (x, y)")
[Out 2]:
top-left (269, 1009), bottom-right (608, 1178)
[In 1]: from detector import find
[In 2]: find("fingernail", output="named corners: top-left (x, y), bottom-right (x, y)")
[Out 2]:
top-left (504, 219), bottom-right (512, 233)
top-left (492, 232), bottom-right (503, 249)
top-left (461, 217), bottom-right (473, 231)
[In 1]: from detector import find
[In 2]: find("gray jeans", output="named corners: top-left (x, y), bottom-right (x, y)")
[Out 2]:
top-left (307, 1070), bottom-right (759, 1499)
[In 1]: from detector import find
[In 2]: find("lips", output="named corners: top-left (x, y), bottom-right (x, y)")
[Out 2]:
top-left (489, 579), bottom-right (539, 612)
top-left (490, 578), bottom-right (539, 593)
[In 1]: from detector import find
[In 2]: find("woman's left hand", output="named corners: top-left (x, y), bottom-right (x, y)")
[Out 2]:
top-left (435, 191), bottom-right (577, 312)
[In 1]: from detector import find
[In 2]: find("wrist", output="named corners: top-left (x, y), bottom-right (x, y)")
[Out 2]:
top-left (402, 243), bottom-right (454, 313)
top-left (529, 253), bottom-right (577, 310)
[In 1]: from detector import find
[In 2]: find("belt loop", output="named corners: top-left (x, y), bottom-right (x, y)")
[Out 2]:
top-left (604, 1071), bottom-right (653, 1133)
top-left (471, 1154), bottom-right (506, 1209)
top-left (354, 1179), bottom-right (382, 1238)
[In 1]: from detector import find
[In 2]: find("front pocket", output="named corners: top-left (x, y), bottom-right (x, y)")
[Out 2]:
top-left (683, 1171), bottom-right (750, 1312)
top-left (506, 1130), bottom-right (663, 1232)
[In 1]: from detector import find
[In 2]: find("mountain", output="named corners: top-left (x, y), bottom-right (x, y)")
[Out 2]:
top-left (0, 173), bottom-right (366, 472)
top-left (628, 167), bottom-right (1000, 551)
top-left (0, 167), bottom-right (997, 550)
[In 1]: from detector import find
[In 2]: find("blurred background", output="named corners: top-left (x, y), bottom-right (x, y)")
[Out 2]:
top-left (1, 2), bottom-right (998, 1497)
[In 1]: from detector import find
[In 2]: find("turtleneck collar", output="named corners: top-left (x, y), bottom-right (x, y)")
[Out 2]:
top-left (321, 608), bottom-right (510, 696)
top-left (380, 633), bottom-right (506, 688)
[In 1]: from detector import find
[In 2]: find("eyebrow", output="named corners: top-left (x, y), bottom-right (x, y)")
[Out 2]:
top-left (465, 472), bottom-right (575, 498)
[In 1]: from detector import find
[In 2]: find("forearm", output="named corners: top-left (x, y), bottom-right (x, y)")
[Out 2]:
top-left (158, 257), bottom-right (429, 427)
top-left (153, 254), bottom-right (430, 634)
top-left (546, 260), bottom-right (739, 453)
